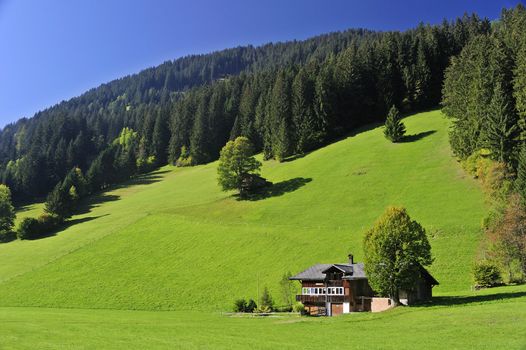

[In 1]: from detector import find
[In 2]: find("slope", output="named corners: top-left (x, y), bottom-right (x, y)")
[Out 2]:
top-left (0, 110), bottom-right (486, 311)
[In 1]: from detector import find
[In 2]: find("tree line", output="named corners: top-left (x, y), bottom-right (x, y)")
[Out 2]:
top-left (442, 5), bottom-right (526, 284)
top-left (1, 13), bottom-right (489, 203)
top-left (0, 29), bottom-right (372, 201)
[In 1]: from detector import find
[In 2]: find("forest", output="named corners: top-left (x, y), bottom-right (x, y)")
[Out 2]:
top-left (1, 8), bottom-right (521, 205)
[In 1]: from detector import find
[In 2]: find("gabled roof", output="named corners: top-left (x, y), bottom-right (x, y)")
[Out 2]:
top-left (420, 265), bottom-right (439, 286)
top-left (289, 262), bottom-right (367, 281)
top-left (290, 261), bottom-right (438, 285)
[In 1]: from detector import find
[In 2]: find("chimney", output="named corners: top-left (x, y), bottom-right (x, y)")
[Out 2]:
top-left (348, 254), bottom-right (354, 265)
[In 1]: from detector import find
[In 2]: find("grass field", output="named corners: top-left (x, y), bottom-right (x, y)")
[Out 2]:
top-left (1, 285), bottom-right (525, 349)
top-left (1, 110), bottom-right (518, 348)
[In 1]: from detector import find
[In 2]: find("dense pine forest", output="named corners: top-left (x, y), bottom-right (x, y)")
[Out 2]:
top-left (2, 8), bottom-right (522, 203)
top-left (443, 6), bottom-right (526, 165)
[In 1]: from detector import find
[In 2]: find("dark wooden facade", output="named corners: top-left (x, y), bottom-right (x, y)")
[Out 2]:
top-left (291, 257), bottom-right (438, 316)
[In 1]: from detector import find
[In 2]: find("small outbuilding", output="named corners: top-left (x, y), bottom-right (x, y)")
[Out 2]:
top-left (290, 254), bottom-right (438, 316)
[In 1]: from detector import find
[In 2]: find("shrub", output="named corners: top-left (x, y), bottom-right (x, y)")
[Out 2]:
top-left (38, 213), bottom-right (63, 231)
top-left (246, 299), bottom-right (257, 313)
top-left (259, 287), bottom-right (274, 311)
top-left (175, 155), bottom-right (193, 167)
top-left (293, 302), bottom-right (305, 314)
top-left (233, 299), bottom-right (247, 312)
top-left (137, 155), bottom-right (157, 173)
top-left (473, 261), bottom-right (502, 288)
top-left (254, 305), bottom-right (272, 314)
top-left (17, 217), bottom-right (42, 240)
top-left (17, 214), bottom-right (62, 240)
top-left (275, 305), bottom-right (293, 312)
top-left (0, 231), bottom-right (16, 243)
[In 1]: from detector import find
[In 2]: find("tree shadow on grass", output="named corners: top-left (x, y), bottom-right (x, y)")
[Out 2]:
top-left (114, 170), bottom-right (169, 188)
top-left (75, 194), bottom-right (121, 215)
top-left (236, 177), bottom-right (313, 201)
top-left (401, 130), bottom-right (437, 143)
top-left (419, 291), bottom-right (526, 307)
top-left (24, 214), bottom-right (109, 240)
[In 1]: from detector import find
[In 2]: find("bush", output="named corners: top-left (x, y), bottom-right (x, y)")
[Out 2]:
top-left (233, 298), bottom-right (257, 313)
top-left (246, 299), bottom-right (257, 313)
top-left (259, 287), bottom-right (274, 312)
top-left (17, 217), bottom-right (42, 240)
top-left (233, 298), bottom-right (247, 312)
top-left (17, 214), bottom-right (62, 240)
top-left (293, 302), bottom-right (305, 314)
top-left (275, 305), bottom-right (293, 312)
top-left (38, 213), bottom-right (63, 231)
top-left (254, 305), bottom-right (272, 314)
top-left (473, 261), bottom-right (502, 288)
top-left (175, 155), bottom-right (193, 167)
top-left (137, 155), bottom-right (157, 173)
top-left (0, 230), bottom-right (16, 243)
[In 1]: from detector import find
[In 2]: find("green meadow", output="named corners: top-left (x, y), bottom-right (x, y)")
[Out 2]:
top-left (1, 110), bottom-right (523, 348)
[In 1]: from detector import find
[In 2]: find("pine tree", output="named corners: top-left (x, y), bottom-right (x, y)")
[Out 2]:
top-left (384, 105), bottom-right (406, 142)
top-left (189, 90), bottom-right (210, 164)
top-left (45, 183), bottom-right (73, 221)
top-left (292, 67), bottom-right (319, 154)
top-left (516, 143), bottom-right (526, 202)
top-left (270, 70), bottom-right (293, 161)
top-left (483, 82), bottom-right (517, 162)
top-left (514, 40), bottom-right (526, 141)
top-left (152, 110), bottom-right (170, 165)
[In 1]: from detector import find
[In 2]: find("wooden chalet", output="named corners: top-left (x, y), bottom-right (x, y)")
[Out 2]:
top-left (290, 254), bottom-right (438, 316)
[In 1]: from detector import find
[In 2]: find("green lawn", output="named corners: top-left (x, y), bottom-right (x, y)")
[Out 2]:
top-left (0, 110), bottom-right (508, 348)
top-left (1, 285), bottom-right (525, 349)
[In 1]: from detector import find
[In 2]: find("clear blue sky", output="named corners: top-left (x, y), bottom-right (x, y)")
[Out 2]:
top-left (0, 0), bottom-right (523, 127)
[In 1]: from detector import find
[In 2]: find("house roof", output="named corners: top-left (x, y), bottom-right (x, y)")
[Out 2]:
top-left (419, 265), bottom-right (440, 285)
top-left (289, 262), bottom-right (367, 281)
top-left (290, 261), bottom-right (439, 285)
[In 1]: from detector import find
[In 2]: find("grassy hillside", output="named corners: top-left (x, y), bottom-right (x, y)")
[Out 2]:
top-left (0, 110), bottom-right (487, 312)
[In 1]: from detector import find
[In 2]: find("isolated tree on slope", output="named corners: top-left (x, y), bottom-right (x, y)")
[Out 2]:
top-left (384, 105), bottom-right (405, 142)
top-left (217, 137), bottom-right (261, 193)
top-left (363, 206), bottom-right (432, 306)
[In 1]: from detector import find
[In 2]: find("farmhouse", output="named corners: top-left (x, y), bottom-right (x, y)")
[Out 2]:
top-left (290, 254), bottom-right (439, 316)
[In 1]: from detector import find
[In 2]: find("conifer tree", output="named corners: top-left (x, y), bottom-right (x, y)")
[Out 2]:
top-left (292, 67), bottom-right (319, 154)
top-left (152, 110), bottom-right (170, 165)
top-left (45, 183), bottom-right (73, 221)
top-left (516, 143), bottom-right (526, 202)
top-left (514, 41), bottom-right (526, 141)
top-left (483, 82), bottom-right (517, 162)
top-left (384, 105), bottom-right (406, 142)
top-left (189, 91), bottom-right (210, 164)
top-left (270, 70), bottom-right (293, 161)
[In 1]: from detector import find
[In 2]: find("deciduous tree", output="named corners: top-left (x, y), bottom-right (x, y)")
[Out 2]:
top-left (217, 137), bottom-right (261, 193)
top-left (363, 206), bottom-right (432, 305)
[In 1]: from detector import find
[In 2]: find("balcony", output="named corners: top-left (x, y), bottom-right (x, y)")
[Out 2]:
top-left (296, 295), bottom-right (351, 303)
